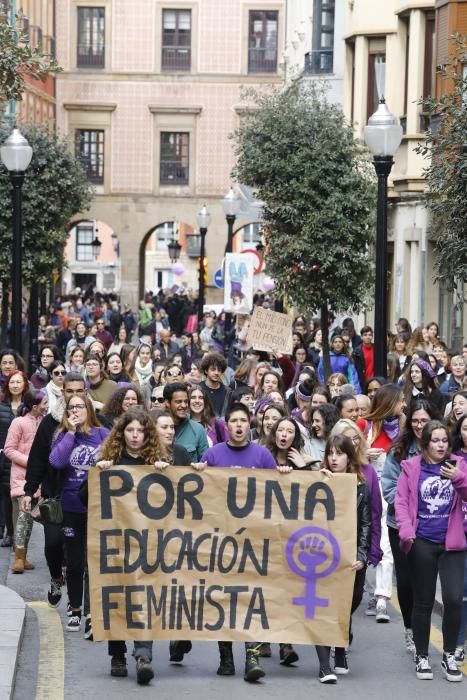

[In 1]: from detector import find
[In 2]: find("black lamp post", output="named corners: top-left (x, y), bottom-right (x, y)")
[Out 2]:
top-left (222, 187), bottom-right (241, 350)
top-left (364, 99), bottom-right (402, 378)
top-left (196, 204), bottom-right (211, 323)
top-left (1, 129), bottom-right (33, 355)
top-left (91, 235), bottom-right (102, 258)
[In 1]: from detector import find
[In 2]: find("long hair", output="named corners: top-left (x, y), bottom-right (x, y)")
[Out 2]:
top-left (452, 413), bottom-right (467, 454)
top-left (448, 390), bottom-right (467, 429)
top-left (257, 370), bottom-right (285, 398)
top-left (257, 403), bottom-right (287, 444)
top-left (100, 407), bottom-right (166, 463)
top-left (233, 358), bottom-right (257, 385)
top-left (402, 360), bottom-right (438, 405)
top-left (329, 419), bottom-right (368, 466)
top-left (189, 385), bottom-right (216, 426)
top-left (17, 390), bottom-right (46, 417)
top-left (1, 370), bottom-right (29, 403)
top-left (265, 417), bottom-right (304, 462)
top-left (392, 399), bottom-right (442, 462)
top-left (56, 394), bottom-right (100, 436)
top-left (365, 384), bottom-right (405, 442)
top-left (324, 435), bottom-right (365, 481)
top-left (420, 419), bottom-right (451, 461)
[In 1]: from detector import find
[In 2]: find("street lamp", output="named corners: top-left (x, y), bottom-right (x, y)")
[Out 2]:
top-left (91, 235), bottom-right (102, 258)
top-left (364, 99), bottom-right (403, 378)
top-left (0, 129), bottom-right (33, 354)
top-left (196, 204), bottom-right (211, 323)
top-left (222, 187), bottom-right (241, 350)
top-left (167, 235), bottom-right (181, 263)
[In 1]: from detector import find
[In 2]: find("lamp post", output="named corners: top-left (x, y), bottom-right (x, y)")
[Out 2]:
top-left (167, 236), bottom-right (181, 264)
top-left (222, 187), bottom-right (241, 351)
top-left (0, 129), bottom-right (33, 354)
top-left (364, 99), bottom-right (402, 378)
top-left (91, 235), bottom-right (102, 259)
top-left (196, 204), bottom-right (211, 323)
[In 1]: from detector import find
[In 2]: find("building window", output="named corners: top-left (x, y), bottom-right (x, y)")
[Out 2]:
top-left (423, 15), bottom-right (435, 100)
top-left (160, 132), bottom-right (189, 185)
top-left (307, 0), bottom-right (334, 74)
top-left (162, 9), bottom-right (191, 71)
top-left (75, 129), bottom-right (105, 184)
top-left (367, 53), bottom-right (386, 120)
top-left (241, 223), bottom-right (262, 248)
top-left (77, 7), bottom-right (105, 68)
top-left (154, 222), bottom-right (175, 251)
top-left (75, 223), bottom-right (95, 262)
top-left (248, 10), bottom-right (278, 73)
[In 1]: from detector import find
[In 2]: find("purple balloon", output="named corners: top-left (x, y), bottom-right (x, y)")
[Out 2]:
top-left (171, 262), bottom-right (185, 276)
top-left (262, 276), bottom-right (275, 292)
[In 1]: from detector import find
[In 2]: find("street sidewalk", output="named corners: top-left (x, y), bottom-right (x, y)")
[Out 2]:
top-left (0, 546), bottom-right (25, 700)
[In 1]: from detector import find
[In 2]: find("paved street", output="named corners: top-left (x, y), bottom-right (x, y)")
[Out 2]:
top-left (3, 526), bottom-right (466, 700)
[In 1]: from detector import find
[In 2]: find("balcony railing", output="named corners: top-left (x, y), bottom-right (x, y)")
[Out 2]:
top-left (185, 234), bottom-right (201, 258)
top-left (304, 50), bottom-right (334, 75)
top-left (248, 48), bottom-right (277, 73)
top-left (77, 45), bottom-right (105, 68)
top-left (160, 161), bottom-right (189, 185)
top-left (162, 47), bottom-right (191, 71)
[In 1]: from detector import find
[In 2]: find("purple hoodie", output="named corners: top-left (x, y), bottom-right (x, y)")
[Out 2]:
top-left (395, 453), bottom-right (467, 553)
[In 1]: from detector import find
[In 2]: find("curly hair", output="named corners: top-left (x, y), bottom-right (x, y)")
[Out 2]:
top-left (309, 403), bottom-right (340, 439)
top-left (101, 385), bottom-right (144, 419)
top-left (100, 407), bottom-right (167, 463)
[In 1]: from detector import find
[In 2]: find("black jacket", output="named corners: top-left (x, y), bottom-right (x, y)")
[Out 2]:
top-left (0, 401), bottom-right (15, 489)
top-left (24, 413), bottom-right (64, 498)
top-left (351, 346), bottom-right (367, 394)
top-left (356, 480), bottom-right (371, 565)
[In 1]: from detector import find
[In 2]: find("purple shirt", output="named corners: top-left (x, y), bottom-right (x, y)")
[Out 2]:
top-left (50, 427), bottom-right (109, 512)
top-left (202, 441), bottom-right (277, 469)
top-left (416, 460), bottom-right (455, 544)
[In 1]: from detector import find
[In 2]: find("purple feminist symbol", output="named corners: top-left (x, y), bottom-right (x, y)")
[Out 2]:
top-left (285, 526), bottom-right (340, 619)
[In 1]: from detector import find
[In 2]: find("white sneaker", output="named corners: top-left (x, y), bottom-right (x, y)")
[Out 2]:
top-left (442, 653), bottom-right (463, 682)
top-left (365, 597), bottom-right (377, 616)
top-left (66, 614), bottom-right (81, 632)
top-left (375, 599), bottom-right (390, 623)
top-left (415, 655), bottom-right (433, 680)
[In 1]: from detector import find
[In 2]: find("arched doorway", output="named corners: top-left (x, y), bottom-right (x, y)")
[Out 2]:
top-left (139, 220), bottom-right (195, 301)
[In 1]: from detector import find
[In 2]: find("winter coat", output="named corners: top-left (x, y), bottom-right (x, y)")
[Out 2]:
top-left (361, 463), bottom-right (383, 566)
top-left (24, 405), bottom-right (64, 498)
top-left (356, 480), bottom-right (372, 565)
top-left (0, 401), bottom-right (15, 489)
top-left (381, 440), bottom-right (419, 530)
top-left (5, 413), bottom-right (42, 497)
top-left (317, 352), bottom-right (361, 392)
top-left (395, 453), bottom-right (467, 553)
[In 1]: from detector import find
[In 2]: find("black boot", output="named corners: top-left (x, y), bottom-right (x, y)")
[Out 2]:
top-left (244, 649), bottom-right (265, 682)
top-left (279, 643), bottom-right (299, 665)
top-left (217, 642), bottom-right (235, 676)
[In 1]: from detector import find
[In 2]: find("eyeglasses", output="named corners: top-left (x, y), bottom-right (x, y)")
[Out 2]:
top-left (430, 438), bottom-right (449, 444)
top-left (53, 370), bottom-right (66, 376)
top-left (151, 396), bottom-right (165, 403)
top-left (67, 404), bottom-right (86, 412)
top-left (411, 418), bottom-right (429, 425)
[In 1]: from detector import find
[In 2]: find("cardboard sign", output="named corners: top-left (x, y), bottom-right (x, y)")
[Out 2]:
top-left (246, 306), bottom-right (293, 355)
top-left (223, 253), bottom-right (254, 314)
top-left (88, 467), bottom-right (357, 645)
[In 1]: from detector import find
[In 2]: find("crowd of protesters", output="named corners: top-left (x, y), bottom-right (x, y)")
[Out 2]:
top-left (0, 287), bottom-right (466, 686)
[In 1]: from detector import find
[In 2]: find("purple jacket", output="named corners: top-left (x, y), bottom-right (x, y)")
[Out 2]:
top-left (361, 463), bottom-right (383, 566)
top-left (395, 453), bottom-right (467, 553)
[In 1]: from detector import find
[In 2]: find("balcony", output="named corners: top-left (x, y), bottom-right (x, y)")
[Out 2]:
top-left (77, 45), bottom-right (105, 68)
top-left (162, 47), bottom-right (191, 71)
top-left (185, 234), bottom-right (201, 258)
top-left (304, 50), bottom-right (334, 75)
top-left (248, 48), bottom-right (277, 73)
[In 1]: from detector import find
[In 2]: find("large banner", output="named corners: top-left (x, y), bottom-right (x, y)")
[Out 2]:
top-left (223, 253), bottom-right (254, 314)
top-left (88, 467), bottom-right (357, 646)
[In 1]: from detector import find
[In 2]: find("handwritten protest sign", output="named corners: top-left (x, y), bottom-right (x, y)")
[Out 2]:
top-left (245, 306), bottom-right (293, 355)
top-left (88, 467), bottom-right (356, 646)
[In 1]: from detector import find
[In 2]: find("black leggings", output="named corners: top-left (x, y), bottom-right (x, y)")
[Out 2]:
top-left (388, 525), bottom-right (413, 629)
top-left (408, 537), bottom-right (464, 655)
top-left (316, 567), bottom-right (366, 667)
top-left (43, 522), bottom-right (65, 580)
top-left (0, 484), bottom-right (13, 536)
top-left (62, 510), bottom-right (87, 610)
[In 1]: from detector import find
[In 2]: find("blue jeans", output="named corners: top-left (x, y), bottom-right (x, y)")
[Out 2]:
top-left (457, 552), bottom-right (467, 648)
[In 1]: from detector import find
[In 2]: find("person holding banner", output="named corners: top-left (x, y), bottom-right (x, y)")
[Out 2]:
top-left (49, 395), bottom-right (109, 634)
top-left (193, 402), bottom-right (277, 682)
top-left (164, 382), bottom-right (208, 461)
top-left (95, 407), bottom-right (174, 684)
top-left (313, 435), bottom-right (371, 683)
